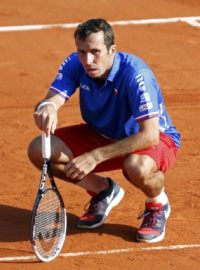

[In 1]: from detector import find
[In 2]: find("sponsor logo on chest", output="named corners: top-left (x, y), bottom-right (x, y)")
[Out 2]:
top-left (80, 83), bottom-right (91, 91)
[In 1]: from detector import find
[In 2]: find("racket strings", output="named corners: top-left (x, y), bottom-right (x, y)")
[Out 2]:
top-left (33, 189), bottom-right (65, 258)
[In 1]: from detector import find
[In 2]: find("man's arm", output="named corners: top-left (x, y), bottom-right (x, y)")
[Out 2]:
top-left (34, 91), bottom-right (65, 135)
top-left (93, 117), bottom-right (159, 163)
top-left (64, 117), bottom-right (160, 180)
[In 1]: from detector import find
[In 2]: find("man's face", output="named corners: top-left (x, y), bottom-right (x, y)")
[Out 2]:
top-left (75, 31), bottom-right (116, 80)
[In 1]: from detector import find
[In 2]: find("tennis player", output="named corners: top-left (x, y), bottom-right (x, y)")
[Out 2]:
top-left (28, 18), bottom-right (181, 243)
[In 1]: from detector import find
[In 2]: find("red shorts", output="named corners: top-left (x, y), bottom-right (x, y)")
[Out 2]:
top-left (54, 123), bottom-right (178, 173)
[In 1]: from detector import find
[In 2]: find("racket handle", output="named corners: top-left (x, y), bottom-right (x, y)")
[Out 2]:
top-left (42, 132), bottom-right (51, 159)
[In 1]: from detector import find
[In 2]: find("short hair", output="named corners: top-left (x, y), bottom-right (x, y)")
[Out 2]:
top-left (74, 18), bottom-right (115, 50)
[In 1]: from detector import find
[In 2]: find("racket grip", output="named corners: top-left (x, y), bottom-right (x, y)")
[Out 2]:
top-left (42, 132), bottom-right (51, 159)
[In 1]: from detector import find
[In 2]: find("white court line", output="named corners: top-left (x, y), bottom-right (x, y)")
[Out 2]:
top-left (0, 16), bottom-right (200, 32)
top-left (0, 244), bottom-right (200, 262)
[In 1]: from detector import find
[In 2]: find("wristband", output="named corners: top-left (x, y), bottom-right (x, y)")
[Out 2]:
top-left (36, 101), bottom-right (57, 112)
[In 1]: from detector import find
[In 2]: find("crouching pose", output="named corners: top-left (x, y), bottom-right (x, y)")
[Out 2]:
top-left (28, 18), bottom-right (180, 243)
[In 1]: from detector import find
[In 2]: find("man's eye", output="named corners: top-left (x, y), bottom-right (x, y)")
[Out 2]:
top-left (92, 50), bottom-right (100, 54)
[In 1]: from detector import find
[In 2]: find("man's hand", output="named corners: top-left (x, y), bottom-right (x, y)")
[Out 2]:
top-left (34, 103), bottom-right (57, 135)
top-left (33, 92), bottom-right (65, 135)
top-left (64, 152), bottom-right (99, 180)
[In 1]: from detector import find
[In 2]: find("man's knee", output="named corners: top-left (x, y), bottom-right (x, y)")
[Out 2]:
top-left (28, 134), bottom-right (74, 168)
top-left (123, 154), bottom-right (156, 187)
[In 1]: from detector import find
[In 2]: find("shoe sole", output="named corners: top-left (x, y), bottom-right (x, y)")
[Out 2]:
top-left (77, 187), bottom-right (125, 229)
top-left (136, 204), bottom-right (171, 243)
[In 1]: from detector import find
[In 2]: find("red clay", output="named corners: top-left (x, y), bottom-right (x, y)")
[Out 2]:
top-left (0, 1), bottom-right (200, 269)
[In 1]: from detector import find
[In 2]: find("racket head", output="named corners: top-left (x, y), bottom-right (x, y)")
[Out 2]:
top-left (31, 187), bottom-right (67, 262)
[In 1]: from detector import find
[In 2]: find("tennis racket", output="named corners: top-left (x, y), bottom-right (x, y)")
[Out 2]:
top-left (31, 132), bottom-right (67, 262)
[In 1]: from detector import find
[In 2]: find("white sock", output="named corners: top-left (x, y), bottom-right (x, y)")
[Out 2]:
top-left (146, 189), bottom-right (168, 205)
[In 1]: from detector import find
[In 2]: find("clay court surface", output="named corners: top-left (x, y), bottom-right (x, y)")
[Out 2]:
top-left (0, 0), bottom-right (200, 269)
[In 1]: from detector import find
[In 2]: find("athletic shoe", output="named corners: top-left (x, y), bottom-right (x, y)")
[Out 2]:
top-left (77, 178), bottom-right (124, 229)
top-left (136, 201), bottom-right (171, 243)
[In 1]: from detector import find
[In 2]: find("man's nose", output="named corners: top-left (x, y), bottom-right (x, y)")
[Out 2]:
top-left (85, 53), bottom-right (94, 65)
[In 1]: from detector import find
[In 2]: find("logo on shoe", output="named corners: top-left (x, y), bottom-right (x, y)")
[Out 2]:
top-left (106, 190), bottom-right (114, 204)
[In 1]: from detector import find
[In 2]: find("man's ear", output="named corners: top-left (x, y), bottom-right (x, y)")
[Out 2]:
top-left (109, 44), bottom-right (116, 55)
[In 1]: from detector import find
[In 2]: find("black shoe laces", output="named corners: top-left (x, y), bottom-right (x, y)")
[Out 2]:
top-left (137, 209), bottom-right (165, 229)
top-left (84, 195), bottom-right (105, 213)
top-left (84, 180), bottom-right (112, 214)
